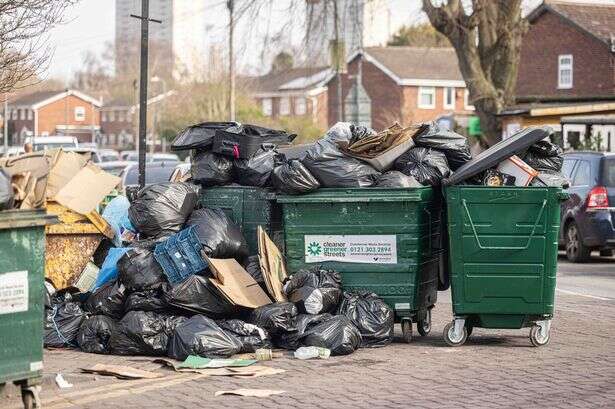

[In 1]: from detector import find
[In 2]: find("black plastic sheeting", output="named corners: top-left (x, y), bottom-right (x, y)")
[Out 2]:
top-left (124, 289), bottom-right (169, 313)
top-left (302, 315), bottom-right (362, 356)
top-left (283, 267), bottom-right (342, 314)
top-left (414, 122), bottom-right (472, 170)
top-left (0, 169), bottom-right (14, 210)
top-left (337, 291), bottom-right (394, 348)
top-left (168, 315), bottom-right (243, 360)
top-left (44, 302), bottom-right (86, 348)
top-left (84, 280), bottom-right (126, 319)
top-left (272, 159), bottom-right (320, 194)
top-left (375, 171), bottom-right (422, 188)
top-left (250, 302), bottom-right (298, 335)
top-left (117, 247), bottom-right (166, 291)
top-left (77, 315), bottom-right (118, 354)
top-left (171, 122), bottom-right (238, 151)
top-left (233, 147), bottom-right (283, 187)
top-left (191, 150), bottom-right (233, 186)
top-left (218, 319), bottom-right (272, 353)
top-left (394, 147), bottom-right (451, 186)
top-left (521, 140), bottom-right (563, 172)
top-left (108, 311), bottom-right (186, 356)
top-left (185, 208), bottom-right (249, 259)
top-left (128, 182), bottom-right (198, 238)
top-left (273, 313), bottom-right (332, 350)
top-left (163, 275), bottom-right (235, 318)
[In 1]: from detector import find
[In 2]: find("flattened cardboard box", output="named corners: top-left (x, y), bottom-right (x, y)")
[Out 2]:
top-left (206, 257), bottom-right (272, 308)
top-left (55, 163), bottom-right (120, 215)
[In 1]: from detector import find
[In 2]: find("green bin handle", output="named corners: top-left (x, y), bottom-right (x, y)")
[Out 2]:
top-left (461, 199), bottom-right (547, 251)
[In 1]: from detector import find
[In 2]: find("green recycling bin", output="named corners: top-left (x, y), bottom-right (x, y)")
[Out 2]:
top-left (0, 210), bottom-right (57, 408)
top-left (279, 187), bottom-right (444, 343)
top-left (443, 186), bottom-right (568, 347)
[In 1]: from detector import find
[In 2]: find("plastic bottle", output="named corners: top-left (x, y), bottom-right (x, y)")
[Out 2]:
top-left (293, 346), bottom-right (331, 360)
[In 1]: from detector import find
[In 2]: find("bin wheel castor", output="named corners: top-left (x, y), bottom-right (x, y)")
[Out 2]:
top-left (401, 320), bottom-right (412, 343)
top-left (466, 325), bottom-right (473, 337)
top-left (443, 320), bottom-right (467, 347)
top-left (530, 322), bottom-right (550, 347)
top-left (417, 309), bottom-right (432, 336)
top-left (21, 390), bottom-right (35, 409)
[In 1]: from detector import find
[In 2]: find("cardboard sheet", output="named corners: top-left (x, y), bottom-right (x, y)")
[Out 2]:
top-left (207, 257), bottom-right (272, 308)
top-left (81, 364), bottom-right (163, 379)
top-left (257, 226), bottom-right (287, 302)
top-left (46, 150), bottom-right (89, 199)
top-left (55, 163), bottom-right (120, 215)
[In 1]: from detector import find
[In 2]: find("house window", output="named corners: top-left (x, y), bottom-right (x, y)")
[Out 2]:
top-left (464, 89), bottom-right (475, 111)
top-left (262, 98), bottom-right (272, 116)
top-left (295, 97), bottom-right (307, 115)
top-left (558, 54), bottom-right (573, 89)
top-left (119, 111), bottom-right (126, 122)
top-left (101, 112), bottom-right (108, 122)
top-left (109, 110), bottom-right (116, 121)
top-left (74, 106), bottom-right (86, 121)
top-left (26, 109), bottom-right (33, 120)
top-left (279, 97), bottom-right (290, 116)
top-left (18, 109), bottom-right (24, 120)
top-left (444, 87), bottom-right (455, 109)
top-left (418, 87), bottom-right (435, 109)
top-left (11, 109), bottom-right (17, 120)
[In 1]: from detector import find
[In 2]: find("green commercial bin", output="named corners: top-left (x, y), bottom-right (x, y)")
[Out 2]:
top-left (279, 187), bottom-right (444, 342)
top-left (443, 186), bottom-right (568, 347)
top-left (0, 210), bottom-right (56, 408)
top-left (199, 186), bottom-right (283, 255)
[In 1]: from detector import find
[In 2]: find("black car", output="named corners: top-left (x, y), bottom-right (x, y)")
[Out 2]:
top-left (560, 152), bottom-right (615, 262)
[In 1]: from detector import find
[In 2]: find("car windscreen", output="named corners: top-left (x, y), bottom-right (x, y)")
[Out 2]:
top-left (124, 166), bottom-right (175, 186)
top-left (603, 159), bottom-right (615, 187)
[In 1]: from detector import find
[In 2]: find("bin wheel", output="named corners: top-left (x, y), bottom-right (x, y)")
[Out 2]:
top-left (401, 320), bottom-right (412, 343)
top-left (466, 325), bottom-right (474, 337)
top-left (443, 321), bottom-right (467, 347)
top-left (417, 310), bottom-right (432, 336)
top-left (530, 324), bottom-right (550, 347)
top-left (21, 390), bottom-right (35, 409)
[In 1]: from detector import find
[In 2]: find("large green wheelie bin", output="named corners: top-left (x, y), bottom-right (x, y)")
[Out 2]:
top-left (443, 186), bottom-right (568, 347)
top-left (278, 187), bottom-right (444, 342)
top-left (0, 210), bottom-right (57, 408)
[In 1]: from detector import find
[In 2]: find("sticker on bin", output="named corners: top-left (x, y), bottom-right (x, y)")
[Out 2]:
top-left (304, 235), bottom-right (397, 264)
top-left (0, 270), bottom-right (29, 315)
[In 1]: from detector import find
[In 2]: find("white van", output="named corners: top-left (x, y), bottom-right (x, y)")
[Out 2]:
top-left (24, 136), bottom-right (78, 151)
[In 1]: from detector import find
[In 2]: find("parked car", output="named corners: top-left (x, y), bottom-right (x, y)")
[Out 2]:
top-left (24, 136), bottom-right (78, 151)
top-left (118, 161), bottom-right (178, 193)
top-left (63, 147), bottom-right (102, 163)
top-left (98, 160), bottom-right (136, 176)
top-left (559, 152), bottom-right (615, 262)
top-left (97, 149), bottom-right (120, 162)
top-left (120, 150), bottom-right (179, 163)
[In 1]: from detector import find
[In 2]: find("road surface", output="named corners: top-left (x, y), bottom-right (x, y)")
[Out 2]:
top-left (557, 252), bottom-right (615, 300)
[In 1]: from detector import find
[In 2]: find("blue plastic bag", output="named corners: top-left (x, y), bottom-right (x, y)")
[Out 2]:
top-left (94, 248), bottom-right (131, 290)
top-left (102, 196), bottom-right (135, 246)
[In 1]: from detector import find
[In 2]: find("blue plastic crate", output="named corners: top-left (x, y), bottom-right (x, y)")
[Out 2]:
top-left (154, 240), bottom-right (180, 283)
top-left (154, 226), bottom-right (207, 284)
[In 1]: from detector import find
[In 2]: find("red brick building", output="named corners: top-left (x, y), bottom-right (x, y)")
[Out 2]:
top-left (7, 89), bottom-right (101, 144)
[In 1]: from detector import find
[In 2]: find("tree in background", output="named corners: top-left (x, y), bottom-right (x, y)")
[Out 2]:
top-left (388, 23), bottom-right (451, 48)
top-left (422, 0), bottom-right (527, 146)
top-left (270, 51), bottom-right (294, 74)
top-left (0, 0), bottom-right (76, 94)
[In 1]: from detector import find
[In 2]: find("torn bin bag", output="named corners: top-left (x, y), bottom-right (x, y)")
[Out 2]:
top-left (44, 302), bottom-right (86, 348)
top-left (273, 313), bottom-right (332, 350)
top-left (250, 302), bottom-right (298, 334)
top-left (168, 315), bottom-right (243, 360)
top-left (77, 315), bottom-right (118, 354)
top-left (272, 159), bottom-right (320, 194)
top-left (218, 319), bottom-right (272, 353)
top-left (128, 182), bottom-right (198, 238)
top-left (283, 267), bottom-right (342, 314)
top-left (233, 147), bottom-right (282, 187)
top-left (84, 280), bottom-right (126, 319)
top-left (302, 315), bottom-right (362, 356)
top-left (117, 247), bottom-right (166, 291)
top-left (163, 275), bottom-right (235, 318)
top-left (191, 150), bottom-right (233, 186)
top-left (337, 291), bottom-right (394, 348)
top-left (394, 147), bottom-right (450, 186)
top-left (413, 122), bottom-right (472, 170)
top-left (185, 208), bottom-right (249, 259)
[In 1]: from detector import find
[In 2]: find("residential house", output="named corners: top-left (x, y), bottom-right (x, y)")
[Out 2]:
top-left (100, 99), bottom-right (135, 149)
top-left (502, 0), bottom-right (615, 150)
top-left (327, 46), bottom-right (475, 131)
top-left (7, 89), bottom-right (101, 144)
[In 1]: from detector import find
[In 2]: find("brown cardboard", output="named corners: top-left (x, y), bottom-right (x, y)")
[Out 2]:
top-left (1, 152), bottom-right (50, 209)
top-left (46, 150), bottom-right (89, 199)
top-left (257, 226), bottom-right (287, 302)
top-left (55, 163), bottom-right (120, 215)
top-left (206, 257), bottom-right (272, 308)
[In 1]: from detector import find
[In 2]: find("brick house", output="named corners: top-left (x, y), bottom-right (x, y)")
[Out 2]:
top-left (327, 46), bottom-right (475, 131)
top-left (100, 99), bottom-right (135, 149)
top-left (501, 0), bottom-right (615, 150)
top-left (247, 67), bottom-right (332, 130)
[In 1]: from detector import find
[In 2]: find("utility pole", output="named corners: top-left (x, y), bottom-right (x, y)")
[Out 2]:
top-left (3, 94), bottom-right (8, 157)
top-left (227, 0), bottom-right (236, 121)
top-left (132, 79), bottom-right (138, 151)
top-left (130, 0), bottom-right (161, 189)
top-left (332, 0), bottom-right (344, 122)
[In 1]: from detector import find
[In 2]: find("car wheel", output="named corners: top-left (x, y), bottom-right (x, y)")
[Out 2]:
top-left (565, 222), bottom-right (591, 263)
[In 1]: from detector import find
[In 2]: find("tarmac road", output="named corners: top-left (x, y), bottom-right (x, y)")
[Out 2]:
top-left (557, 252), bottom-right (615, 301)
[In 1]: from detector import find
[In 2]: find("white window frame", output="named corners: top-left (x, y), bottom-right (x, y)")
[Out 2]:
top-left (417, 86), bottom-right (436, 109)
top-left (443, 87), bottom-right (455, 110)
top-left (295, 97), bottom-right (307, 115)
top-left (109, 110), bottom-right (115, 121)
top-left (119, 110), bottom-right (126, 122)
top-left (279, 97), bottom-right (290, 116)
top-left (101, 112), bottom-right (108, 122)
top-left (26, 109), bottom-right (33, 120)
top-left (11, 109), bottom-right (17, 120)
top-left (18, 109), bottom-right (24, 120)
top-left (262, 98), bottom-right (272, 117)
top-left (464, 89), bottom-right (475, 111)
top-left (74, 106), bottom-right (86, 121)
top-left (558, 54), bottom-right (573, 89)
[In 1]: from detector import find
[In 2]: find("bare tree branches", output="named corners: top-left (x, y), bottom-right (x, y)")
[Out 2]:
top-left (0, 0), bottom-right (77, 94)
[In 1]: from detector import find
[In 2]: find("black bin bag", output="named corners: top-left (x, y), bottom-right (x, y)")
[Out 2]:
top-left (250, 302), bottom-right (298, 334)
top-left (163, 275), bottom-right (235, 318)
top-left (394, 147), bottom-right (451, 186)
top-left (77, 315), bottom-right (118, 354)
top-left (168, 315), bottom-right (243, 360)
top-left (191, 150), bottom-right (233, 186)
top-left (0, 169), bottom-right (14, 210)
top-left (117, 247), bottom-right (166, 291)
top-left (337, 291), bottom-right (394, 348)
top-left (233, 147), bottom-right (282, 187)
top-left (171, 121), bottom-right (237, 151)
top-left (375, 171), bottom-right (422, 188)
top-left (128, 182), bottom-right (198, 238)
top-left (302, 315), bottom-right (362, 356)
top-left (124, 289), bottom-right (169, 312)
top-left (273, 313), bottom-right (332, 350)
top-left (218, 319), bottom-right (272, 353)
top-left (108, 311), bottom-right (186, 356)
top-left (84, 280), bottom-right (126, 319)
top-left (185, 208), bottom-right (249, 259)
top-left (413, 122), bottom-right (472, 170)
top-left (522, 140), bottom-right (563, 172)
top-left (283, 267), bottom-right (342, 314)
top-left (44, 302), bottom-right (87, 348)
top-left (243, 255), bottom-right (265, 290)
top-left (271, 159), bottom-right (320, 194)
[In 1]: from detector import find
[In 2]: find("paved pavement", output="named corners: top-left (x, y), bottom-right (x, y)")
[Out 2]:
top-left (3, 260), bottom-right (615, 409)
top-left (557, 253), bottom-right (615, 300)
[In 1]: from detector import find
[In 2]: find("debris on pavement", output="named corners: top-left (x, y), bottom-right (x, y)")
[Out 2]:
top-left (55, 373), bottom-right (73, 389)
top-left (214, 389), bottom-right (286, 397)
top-left (81, 363), bottom-right (163, 379)
top-left (293, 346), bottom-right (331, 360)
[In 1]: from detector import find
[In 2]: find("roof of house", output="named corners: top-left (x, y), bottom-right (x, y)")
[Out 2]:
top-left (528, 1), bottom-right (615, 44)
top-left (10, 89), bottom-right (102, 109)
top-left (500, 99), bottom-right (615, 117)
top-left (245, 66), bottom-right (332, 95)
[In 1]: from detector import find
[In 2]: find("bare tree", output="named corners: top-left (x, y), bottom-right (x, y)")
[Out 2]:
top-left (422, 0), bottom-right (527, 146)
top-left (0, 0), bottom-right (77, 95)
